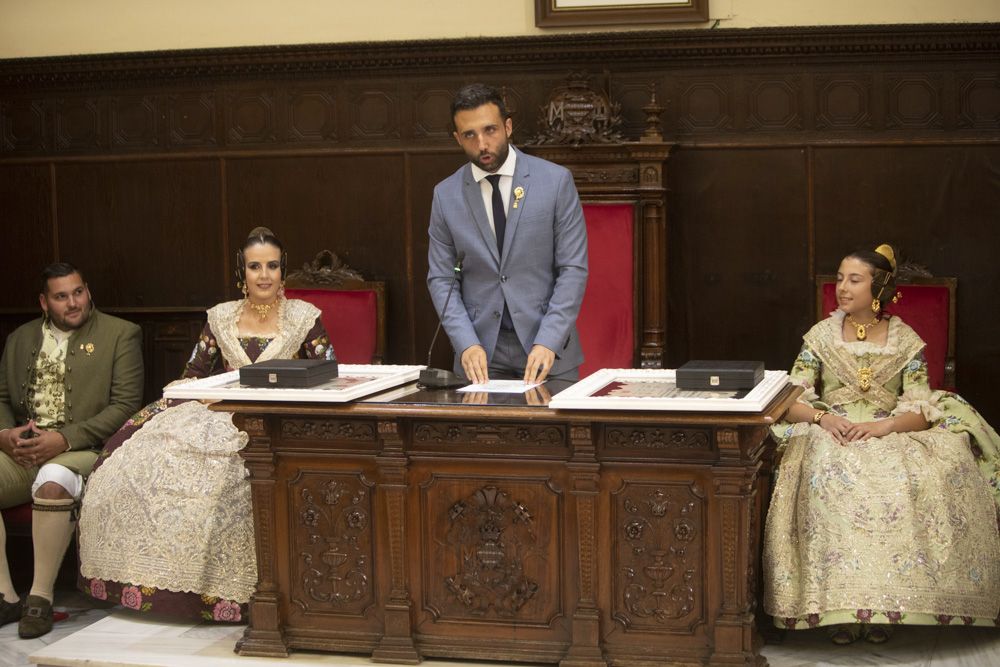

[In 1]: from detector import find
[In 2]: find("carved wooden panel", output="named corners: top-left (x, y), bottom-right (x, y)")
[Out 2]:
top-left (816, 75), bottom-right (874, 130)
top-left (419, 477), bottom-right (563, 626)
top-left (280, 418), bottom-right (377, 442)
top-left (412, 422), bottom-right (566, 449)
top-left (887, 74), bottom-right (943, 129)
top-left (53, 97), bottom-right (104, 151)
top-left (288, 472), bottom-right (376, 616)
top-left (676, 78), bottom-right (734, 132)
top-left (111, 96), bottom-right (159, 149)
top-left (600, 425), bottom-right (713, 461)
top-left (287, 88), bottom-right (338, 142)
top-left (746, 77), bottom-right (803, 131)
top-left (958, 72), bottom-right (1000, 129)
top-left (227, 90), bottom-right (277, 145)
top-left (0, 98), bottom-right (47, 152)
top-left (611, 480), bottom-right (706, 633)
top-left (349, 87), bottom-right (399, 140)
top-left (166, 93), bottom-right (217, 147)
top-left (413, 87), bottom-right (453, 139)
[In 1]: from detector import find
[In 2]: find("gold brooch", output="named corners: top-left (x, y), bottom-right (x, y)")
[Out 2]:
top-left (512, 186), bottom-right (525, 209)
top-left (81, 343), bottom-right (95, 356)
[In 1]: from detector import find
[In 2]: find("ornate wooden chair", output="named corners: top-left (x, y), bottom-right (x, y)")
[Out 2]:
top-left (284, 250), bottom-right (386, 364)
top-left (816, 272), bottom-right (956, 389)
top-left (522, 76), bottom-right (670, 375)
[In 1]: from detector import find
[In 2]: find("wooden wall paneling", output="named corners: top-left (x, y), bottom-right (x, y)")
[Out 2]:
top-left (55, 159), bottom-right (224, 307)
top-left (401, 151), bottom-right (467, 370)
top-left (666, 147), bottom-right (812, 371)
top-left (2, 24), bottom-right (1000, 421)
top-left (1, 96), bottom-right (48, 154)
top-left (0, 164), bottom-right (53, 306)
top-left (812, 143), bottom-right (1000, 422)
top-left (226, 154), bottom-right (413, 363)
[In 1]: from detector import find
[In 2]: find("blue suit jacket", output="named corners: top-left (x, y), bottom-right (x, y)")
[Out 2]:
top-left (427, 148), bottom-right (589, 376)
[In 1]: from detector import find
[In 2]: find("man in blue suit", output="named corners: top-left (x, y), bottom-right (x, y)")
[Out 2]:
top-left (428, 83), bottom-right (588, 385)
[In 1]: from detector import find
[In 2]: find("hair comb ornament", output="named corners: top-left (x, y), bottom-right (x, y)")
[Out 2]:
top-left (874, 244), bottom-right (897, 272)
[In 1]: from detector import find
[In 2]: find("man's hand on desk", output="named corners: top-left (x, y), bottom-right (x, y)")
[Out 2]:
top-left (461, 345), bottom-right (489, 385)
top-left (523, 345), bottom-right (555, 385)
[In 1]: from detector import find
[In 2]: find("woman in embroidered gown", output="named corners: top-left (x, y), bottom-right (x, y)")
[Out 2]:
top-left (78, 227), bottom-right (335, 622)
top-left (763, 244), bottom-right (1000, 644)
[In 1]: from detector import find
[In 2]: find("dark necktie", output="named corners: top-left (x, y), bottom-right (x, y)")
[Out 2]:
top-left (486, 174), bottom-right (514, 330)
top-left (486, 174), bottom-right (506, 258)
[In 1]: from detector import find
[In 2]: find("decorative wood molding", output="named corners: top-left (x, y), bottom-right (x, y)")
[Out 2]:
top-left (1, 25), bottom-right (998, 89)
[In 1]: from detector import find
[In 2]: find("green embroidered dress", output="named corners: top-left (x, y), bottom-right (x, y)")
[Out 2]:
top-left (764, 311), bottom-right (1000, 629)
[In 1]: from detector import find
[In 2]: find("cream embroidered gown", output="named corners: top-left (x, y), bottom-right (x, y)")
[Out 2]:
top-left (764, 311), bottom-right (1000, 629)
top-left (78, 298), bottom-right (334, 620)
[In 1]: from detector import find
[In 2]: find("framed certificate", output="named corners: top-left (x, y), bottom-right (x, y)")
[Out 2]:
top-left (547, 368), bottom-right (788, 412)
top-left (163, 364), bottom-right (422, 403)
top-left (535, 0), bottom-right (709, 27)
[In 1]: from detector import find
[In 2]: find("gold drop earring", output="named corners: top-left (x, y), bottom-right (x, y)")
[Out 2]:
top-left (871, 298), bottom-right (881, 315)
top-left (238, 281), bottom-right (248, 298)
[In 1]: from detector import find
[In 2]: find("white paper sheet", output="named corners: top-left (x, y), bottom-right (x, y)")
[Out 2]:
top-left (457, 380), bottom-right (542, 394)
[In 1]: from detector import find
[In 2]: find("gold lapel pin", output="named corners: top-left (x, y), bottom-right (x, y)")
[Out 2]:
top-left (513, 186), bottom-right (525, 209)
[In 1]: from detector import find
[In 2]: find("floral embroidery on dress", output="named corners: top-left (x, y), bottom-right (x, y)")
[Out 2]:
top-left (764, 313), bottom-right (1000, 631)
top-left (78, 299), bottom-right (332, 619)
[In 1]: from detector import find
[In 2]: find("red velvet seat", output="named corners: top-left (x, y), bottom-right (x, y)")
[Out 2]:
top-left (816, 275), bottom-right (956, 390)
top-left (284, 251), bottom-right (386, 365)
top-left (284, 287), bottom-right (383, 364)
top-left (577, 203), bottom-right (635, 377)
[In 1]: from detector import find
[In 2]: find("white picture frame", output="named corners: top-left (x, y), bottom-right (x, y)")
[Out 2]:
top-left (163, 364), bottom-right (423, 403)
top-left (547, 368), bottom-right (788, 412)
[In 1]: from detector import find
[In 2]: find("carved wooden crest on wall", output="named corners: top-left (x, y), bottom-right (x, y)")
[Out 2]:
top-left (528, 72), bottom-right (624, 146)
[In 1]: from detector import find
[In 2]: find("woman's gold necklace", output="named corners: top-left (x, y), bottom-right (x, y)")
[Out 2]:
top-left (247, 300), bottom-right (276, 321)
top-left (846, 314), bottom-right (880, 341)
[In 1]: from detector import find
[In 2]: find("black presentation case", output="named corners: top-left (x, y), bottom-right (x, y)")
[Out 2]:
top-left (239, 359), bottom-right (339, 388)
top-left (675, 360), bottom-right (765, 391)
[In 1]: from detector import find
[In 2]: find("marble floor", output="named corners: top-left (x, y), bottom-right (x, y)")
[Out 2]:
top-left (4, 594), bottom-right (1000, 667)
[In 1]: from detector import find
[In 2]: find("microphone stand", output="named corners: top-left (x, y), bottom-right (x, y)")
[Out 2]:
top-left (419, 252), bottom-right (468, 388)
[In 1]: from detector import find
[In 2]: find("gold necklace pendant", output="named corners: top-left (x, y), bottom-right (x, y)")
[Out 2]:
top-left (857, 366), bottom-right (873, 392)
top-left (248, 301), bottom-right (274, 321)
top-left (846, 314), bottom-right (879, 341)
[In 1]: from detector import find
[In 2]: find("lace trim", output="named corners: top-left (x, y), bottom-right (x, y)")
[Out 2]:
top-left (804, 315), bottom-right (925, 412)
top-left (79, 401), bottom-right (256, 602)
top-left (206, 298), bottom-right (320, 370)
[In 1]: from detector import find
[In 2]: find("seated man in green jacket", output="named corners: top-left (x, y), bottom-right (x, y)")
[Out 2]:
top-left (0, 262), bottom-right (143, 638)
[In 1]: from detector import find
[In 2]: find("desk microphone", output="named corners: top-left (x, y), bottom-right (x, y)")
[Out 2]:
top-left (419, 251), bottom-right (468, 388)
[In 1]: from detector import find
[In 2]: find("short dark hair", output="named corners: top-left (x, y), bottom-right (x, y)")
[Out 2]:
top-left (40, 262), bottom-right (83, 294)
top-left (451, 83), bottom-right (508, 123)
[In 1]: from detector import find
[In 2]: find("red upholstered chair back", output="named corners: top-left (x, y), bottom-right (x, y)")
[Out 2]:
top-left (284, 251), bottom-right (386, 364)
top-left (284, 286), bottom-right (384, 364)
top-left (817, 275), bottom-right (956, 390)
top-left (577, 203), bottom-right (635, 377)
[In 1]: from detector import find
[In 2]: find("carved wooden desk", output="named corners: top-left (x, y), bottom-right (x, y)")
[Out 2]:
top-left (227, 383), bottom-right (798, 666)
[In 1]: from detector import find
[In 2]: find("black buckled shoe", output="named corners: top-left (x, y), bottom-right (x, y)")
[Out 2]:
top-left (0, 593), bottom-right (22, 627)
top-left (18, 595), bottom-right (53, 639)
